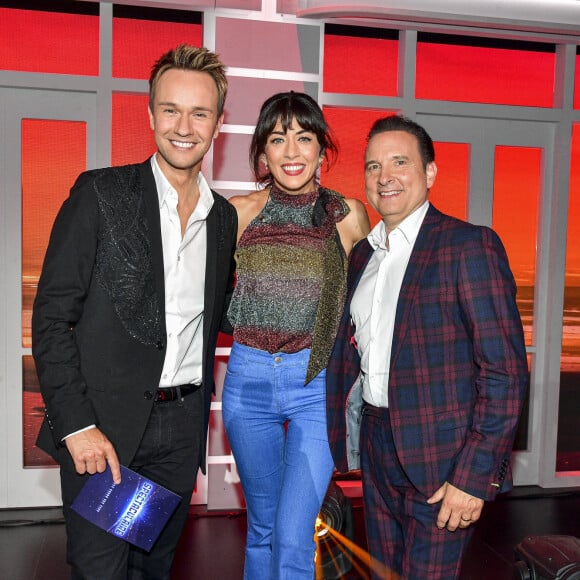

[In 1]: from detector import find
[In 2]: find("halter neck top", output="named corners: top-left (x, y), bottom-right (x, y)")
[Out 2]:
top-left (227, 185), bottom-right (350, 383)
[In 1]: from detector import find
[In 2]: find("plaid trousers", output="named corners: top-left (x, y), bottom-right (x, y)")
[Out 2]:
top-left (361, 404), bottom-right (475, 580)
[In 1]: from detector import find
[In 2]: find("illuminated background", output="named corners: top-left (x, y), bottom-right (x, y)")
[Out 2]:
top-left (1, 1), bottom-right (579, 509)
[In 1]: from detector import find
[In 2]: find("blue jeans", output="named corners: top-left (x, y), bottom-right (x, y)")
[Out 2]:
top-left (222, 342), bottom-right (335, 580)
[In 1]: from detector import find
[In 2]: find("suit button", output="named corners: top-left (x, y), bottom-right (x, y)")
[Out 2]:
top-left (156, 341), bottom-right (164, 350)
top-left (144, 391), bottom-right (153, 400)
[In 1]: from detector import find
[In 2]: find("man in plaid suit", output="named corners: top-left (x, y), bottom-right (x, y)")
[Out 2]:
top-left (326, 115), bottom-right (528, 579)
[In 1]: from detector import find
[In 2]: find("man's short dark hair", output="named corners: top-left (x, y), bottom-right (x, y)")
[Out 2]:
top-left (366, 115), bottom-right (435, 169)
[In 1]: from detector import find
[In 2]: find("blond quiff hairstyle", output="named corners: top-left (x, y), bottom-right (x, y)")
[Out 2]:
top-left (149, 45), bottom-right (228, 116)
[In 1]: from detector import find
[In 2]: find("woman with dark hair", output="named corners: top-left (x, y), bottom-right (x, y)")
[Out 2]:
top-left (222, 91), bottom-right (370, 579)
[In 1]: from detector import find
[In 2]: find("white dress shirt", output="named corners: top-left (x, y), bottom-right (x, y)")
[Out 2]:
top-left (64, 157), bottom-right (213, 439)
top-left (152, 154), bottom-right (213, 388)
top-left (350, 201), bottom-right (429, 407)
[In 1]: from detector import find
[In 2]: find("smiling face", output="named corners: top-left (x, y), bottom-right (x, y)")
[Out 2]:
top-left (148, 68), bottom-right (223, 181)
top-left (365, 130), bottom-right (437, 232)
top-left (263, 117), bottom-right (323, 195)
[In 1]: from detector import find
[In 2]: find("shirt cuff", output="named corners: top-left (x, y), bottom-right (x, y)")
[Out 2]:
top-left (62, 424), bottom-right (97, 441)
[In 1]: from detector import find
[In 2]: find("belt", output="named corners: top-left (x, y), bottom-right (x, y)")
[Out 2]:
top-left (362, 402), bottom-right (390, 420)
top-left (154, 383), bottom-right (202, 403)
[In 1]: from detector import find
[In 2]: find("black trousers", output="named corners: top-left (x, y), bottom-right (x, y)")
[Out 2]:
top-left (60, 388), bottom-right (204, 580)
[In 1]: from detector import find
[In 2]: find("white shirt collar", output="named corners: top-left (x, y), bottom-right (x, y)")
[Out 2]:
top-left (367, 200), bottom-right (430, 250)
top-left (150, 154), bottom-right (214, 218)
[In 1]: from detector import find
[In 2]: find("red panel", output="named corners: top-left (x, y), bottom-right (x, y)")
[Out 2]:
top-left (22, 119), bottom-right (87, 348)
top-left (321, 107), bottom-right (397, 227)
top-left (563, 125), bottom-right (580, 363)
top-left (416, 43), bottom-right (554, 107)
top-left (575, 55), bottom-right (580, 110)
top-left (111, 94), bottom-right (156, 167)
top-left (429, 142), bottom-right (468, 221)
top-left (0, 8), bottom-right (98, 75)
top-left (492, 146), bottom-right (540, 347)
top-left (492, 146), bottom-right (540, 284)
top-left (558, 124), bottom-right (580, 470)
top-left (324, 34), bottom-right (398, 96)
top-left (566, 125), bottom-right (580, 286)
top-left (113, 18), bottom-right (202, 80)
top-left (22, 119), bottom-right (87, 276)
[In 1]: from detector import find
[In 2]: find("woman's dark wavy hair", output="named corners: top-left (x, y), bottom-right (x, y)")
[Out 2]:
top-left (250, 91), bottom-right (338, 185)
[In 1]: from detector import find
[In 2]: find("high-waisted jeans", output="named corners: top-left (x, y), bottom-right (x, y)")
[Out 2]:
top-left (222, 341), bottom-right (335, 580)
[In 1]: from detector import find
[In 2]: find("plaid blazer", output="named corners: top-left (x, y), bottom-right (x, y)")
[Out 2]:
top-left (326, 204), bottom-right (528, 501)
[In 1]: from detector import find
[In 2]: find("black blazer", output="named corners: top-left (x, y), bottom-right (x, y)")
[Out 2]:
top-left (32, 160), bottom-right (237, 474)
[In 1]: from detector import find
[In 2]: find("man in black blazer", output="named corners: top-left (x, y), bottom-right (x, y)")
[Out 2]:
top-left (32, 45), bottom-right (237, 579)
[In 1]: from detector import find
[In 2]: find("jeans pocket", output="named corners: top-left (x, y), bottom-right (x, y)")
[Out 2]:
top-left (225, 360), bottom-right (244, 379)
top-left (225, 345), bottom-right (247, 378)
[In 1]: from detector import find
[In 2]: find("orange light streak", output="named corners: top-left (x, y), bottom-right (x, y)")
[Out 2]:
top-left (315, 522), bottom-right (400, 579)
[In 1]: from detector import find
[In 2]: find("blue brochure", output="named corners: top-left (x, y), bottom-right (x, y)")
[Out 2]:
top-left (71, 464), bottom-right (181, 551)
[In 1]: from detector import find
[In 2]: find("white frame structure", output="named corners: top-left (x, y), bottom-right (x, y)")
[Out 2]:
top-left (1, 0), bottom-right (579, 508)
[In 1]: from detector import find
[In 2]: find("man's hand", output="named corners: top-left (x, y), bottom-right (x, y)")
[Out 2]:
top-left (64, 427), bottom-right (122, 484)
top-left (426, 481), bottom-right (484, 532)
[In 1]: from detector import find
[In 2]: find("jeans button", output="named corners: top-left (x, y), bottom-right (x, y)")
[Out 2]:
top-left (274, 356), bottom-right (282, 363)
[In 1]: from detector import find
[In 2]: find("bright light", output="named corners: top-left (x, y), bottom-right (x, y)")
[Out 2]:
top-left (315, 515), bottom-right (330, 538)
top-left (314, 481), bottom-right (401, 579)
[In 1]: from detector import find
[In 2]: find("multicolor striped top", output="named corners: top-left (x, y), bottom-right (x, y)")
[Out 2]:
top-left (227, 185), bottom-right (350, 383)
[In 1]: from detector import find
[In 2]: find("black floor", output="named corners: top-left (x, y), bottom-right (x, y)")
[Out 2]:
top-left (1, 486), bottom-right (580, 579)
